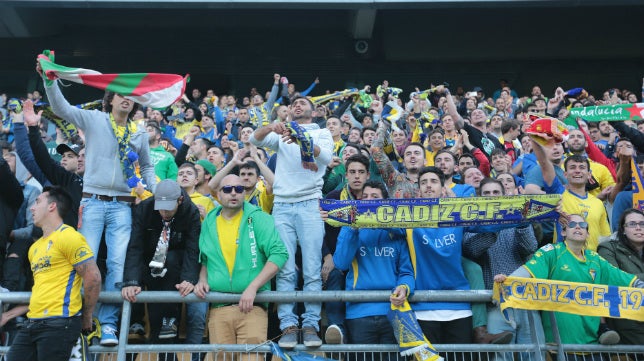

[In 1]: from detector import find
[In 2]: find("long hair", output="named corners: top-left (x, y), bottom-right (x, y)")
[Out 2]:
top-left (103, 92), bottom-right (140, 119)
top-left (617, 208), bottom-right (644, 246)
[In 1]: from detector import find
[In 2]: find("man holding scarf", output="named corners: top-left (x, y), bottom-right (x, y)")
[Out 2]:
top-left (251, 95), bottom-right (333, 348)
top-left (36, 59), bottom-right (157, 346)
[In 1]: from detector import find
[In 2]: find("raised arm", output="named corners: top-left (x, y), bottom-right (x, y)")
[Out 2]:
top-left (370, 121), bottom-right (400, 189)
top-left (208, 148), bottom-right (245, 194)
top-left (24, 101), bottom-right (78, 186)
top-left (263, 74), bottom-right (281, 115)
top-left (531, 139), bottom-right (556, 187)
top-left (442, 87), bottom-right (465, 129)
top-left (37, 61), bottom-right (97, 131)
top-left (12, 111), bottom-right (51, 188)
top-left (299, 77), bottom-right (319, 97)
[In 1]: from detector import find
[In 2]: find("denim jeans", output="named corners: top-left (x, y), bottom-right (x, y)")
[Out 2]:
top-left (7, 316), bottom-right (80, 361)
top-left (346, 316), bottom-right (399, 361)
top-left (185, 302), bottom-right (208, 361)
top-left (273, 199), bottom-right (324, 331)
top-left (79, 196), bottom-right (132, 328)
top-left (324, 268), bottom-right (346, 330)
top-left (487, 307), bottom-right (545, 361)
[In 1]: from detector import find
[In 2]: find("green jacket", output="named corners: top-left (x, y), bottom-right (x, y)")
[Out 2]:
top-left (199, 202), bottom-right (287, 305)
top-left (150, 145), bottom-right (178, 180)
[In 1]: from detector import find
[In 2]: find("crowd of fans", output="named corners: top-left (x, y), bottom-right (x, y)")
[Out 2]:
top-left (0, 67), bottom-right (643, 361)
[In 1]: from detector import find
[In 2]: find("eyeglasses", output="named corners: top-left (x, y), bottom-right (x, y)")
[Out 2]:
top-left (221, 185), bottom-right (245, 194)
top-left (568, 221), bottom-right (588, 229)
top-left (624, 221), bottom-right (644, 228)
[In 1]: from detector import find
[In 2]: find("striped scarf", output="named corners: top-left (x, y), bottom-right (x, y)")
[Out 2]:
top-left (286, 121), bottom-right (317, 171)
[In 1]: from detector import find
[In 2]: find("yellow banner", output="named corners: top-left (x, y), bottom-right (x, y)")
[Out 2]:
top-left (493, 277), bottom-right (644, 322)
top-left (632, 157), bottom-right (644, 211)
top-left (320, 194), bottom-right (561, 228)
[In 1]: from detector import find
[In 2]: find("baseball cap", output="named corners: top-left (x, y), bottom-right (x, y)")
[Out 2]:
top-left (154, 180), bottom-right (182, 210)
top-left (56, 143), bottom-right (83, 156)
top-left (196, 159), bottom-right (216, 176)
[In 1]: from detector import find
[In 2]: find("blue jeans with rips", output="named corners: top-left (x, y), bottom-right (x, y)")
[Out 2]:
top-left (79, 196), bottom-right (132, 329)
top-left (273, 199), bottom-right (324, 331)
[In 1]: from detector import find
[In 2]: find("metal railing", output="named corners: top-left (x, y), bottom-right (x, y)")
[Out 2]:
top-left (1, 290), bottom-right (642, 361)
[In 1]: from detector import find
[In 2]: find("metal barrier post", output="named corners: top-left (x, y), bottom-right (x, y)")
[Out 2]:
top-left (528, 309), bottom-right (545, 361)
top-left (548, 311), bottom-right (566, 361)
top-left (117, 300), bottom-right (131, 361)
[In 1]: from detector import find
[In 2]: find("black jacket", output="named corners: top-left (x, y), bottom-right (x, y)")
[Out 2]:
top-left (123, 189), bottom-right (201, 286)
top-left (28, 125), bottom-right (82, 228)
top-left (597, 238), bottom-right (644, 345)
top-left (0, 158), bottom-right (24, 257)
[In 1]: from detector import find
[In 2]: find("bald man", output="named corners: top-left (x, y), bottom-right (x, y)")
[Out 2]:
top-left (195, 175), bottom-right (288, 358)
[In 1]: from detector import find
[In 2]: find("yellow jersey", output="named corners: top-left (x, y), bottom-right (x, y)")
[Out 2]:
top-left (28, 224), bottom-right (94, 319)
top-left (190, 192), bottom-right (215, 222)
top-left (557, 190), bottom-right (611, 251)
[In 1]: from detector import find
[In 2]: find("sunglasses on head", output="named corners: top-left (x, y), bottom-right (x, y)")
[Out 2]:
top-left (568, 221), bottom-right (588, 229)
top-left (221, 185), bottom-right (244, 194)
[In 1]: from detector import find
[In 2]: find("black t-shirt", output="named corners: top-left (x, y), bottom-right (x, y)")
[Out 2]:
top-left (463, 123), bottom-right (503, 158)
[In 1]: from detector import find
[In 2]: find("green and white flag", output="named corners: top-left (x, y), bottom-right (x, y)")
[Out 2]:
top-left (564, 103), bottom-right (644, 127)
top-left (37, 50), bottom-right (188, 109)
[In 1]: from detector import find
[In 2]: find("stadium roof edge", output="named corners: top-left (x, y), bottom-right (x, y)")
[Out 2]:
top-left (2, 0), bottom-right (643, 9)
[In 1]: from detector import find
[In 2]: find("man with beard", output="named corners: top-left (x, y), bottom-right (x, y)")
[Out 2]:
top-left (251, 96), bottom-right (333, 347)
top-left (371, 117), bottom-right (425, 199)
top-left (442, 86), bottom-right (503, 158)
top-left (208, 146), bottom-right (275, 214)
top-left (434, 150), bottom-right (475, 197)
top-left (566, 129), bottom-right (615, 200)
top-left (37, 59), bottom-right (156, 346)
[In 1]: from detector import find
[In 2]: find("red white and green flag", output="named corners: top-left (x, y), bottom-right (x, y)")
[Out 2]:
top-left (37, 50), bottom-right (188, 109)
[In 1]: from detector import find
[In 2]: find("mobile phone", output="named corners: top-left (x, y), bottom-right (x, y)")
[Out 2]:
top-left (467, 92), bottom-right (478, 98)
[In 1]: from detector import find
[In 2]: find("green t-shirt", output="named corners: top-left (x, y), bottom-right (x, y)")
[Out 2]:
top-left (524, 242), bottom-right (636, 344)
top-left (46, 140), bottom-right (62, 163)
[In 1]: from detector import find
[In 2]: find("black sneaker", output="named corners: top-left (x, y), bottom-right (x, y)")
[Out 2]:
top-left (159, 317), bottom-right (177, 339)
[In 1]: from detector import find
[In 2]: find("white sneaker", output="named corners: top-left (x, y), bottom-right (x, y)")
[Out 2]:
top-left (324, 324), bottom-right (344, 344)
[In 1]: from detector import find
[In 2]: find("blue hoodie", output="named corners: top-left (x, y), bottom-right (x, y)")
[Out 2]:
top-left (407, 227), bottom-right (470, 312)
top-left (334, 227), bottom-right (414, 319)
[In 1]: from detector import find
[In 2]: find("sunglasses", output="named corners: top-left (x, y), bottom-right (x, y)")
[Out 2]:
top-left (568, 221), bottom-right (588, 229)
top-left (221, 185), bottom-right (245, 194)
